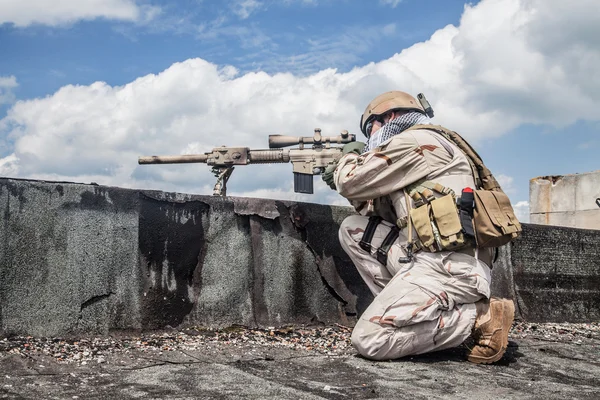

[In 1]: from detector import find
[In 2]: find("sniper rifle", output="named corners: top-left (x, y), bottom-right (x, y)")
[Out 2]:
top-left (138, 128), bottom-right (356, 196)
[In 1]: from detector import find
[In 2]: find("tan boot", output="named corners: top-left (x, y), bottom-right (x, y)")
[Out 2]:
top-left (467, 297), bottom-right (515, 364)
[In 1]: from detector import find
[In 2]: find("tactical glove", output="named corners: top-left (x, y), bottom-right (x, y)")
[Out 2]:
top-left (322, 142), bottom-right (366, 190)
top-left (322, 163), bottom-right (338, 190)
top-left (342, 141), bottom-right (366, 156)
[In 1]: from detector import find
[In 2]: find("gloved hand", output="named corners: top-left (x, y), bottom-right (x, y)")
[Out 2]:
top-left (322, 162), bottom-right (338, 190)
top-left (322, 142), bottom-right (366, 190)
top-left (342, 141), bottom-right (366, 156)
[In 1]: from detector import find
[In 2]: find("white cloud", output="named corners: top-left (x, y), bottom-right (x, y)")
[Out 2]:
top-left (241, 23), bottom-right (399, 75)
top-left (0, 75), bottom-right (18, 105)
top-left (232, 0), bottom-right (263, 19)
top-left (495, 174), bottom-right (529, 222)
top-left (281, 0), bottom-right (319, 5)
top-left (578, 141), bottom-right (597, 150)
top-left (0, 154), bottom-right (20, 177)
top-left (513, 201), bottom-right (530, 223)
top-left (496, 174), bottom-right (515, 195)
top-left (379, 0), bottom-right (403, 7)
top-left (0, 0), bottom-right (159, 27)
top-left (0, 0), bottom-right (599, 205)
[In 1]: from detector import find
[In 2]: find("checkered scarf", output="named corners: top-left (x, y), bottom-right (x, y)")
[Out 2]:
top-left (364, 111), bottom-right (431, 152)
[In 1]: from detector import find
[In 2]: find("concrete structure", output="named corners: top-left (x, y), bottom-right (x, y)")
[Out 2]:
top-left (0, 177), bottom-right (368, 338)
top-left (1, 177), bottom-right (599, 337)
top-left (530, 170), bottom-right (600, 230)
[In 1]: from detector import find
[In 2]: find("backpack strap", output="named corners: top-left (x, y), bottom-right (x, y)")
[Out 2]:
top-left (405, 124), bottom-right (503, 192)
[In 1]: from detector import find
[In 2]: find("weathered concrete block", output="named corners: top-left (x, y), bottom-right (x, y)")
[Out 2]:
top-left (530, 171), bottom-right (600, 230)
top-left (529, 177), bottom-right (550, 215)
top-left (575, 172), bottom-right (600, 212)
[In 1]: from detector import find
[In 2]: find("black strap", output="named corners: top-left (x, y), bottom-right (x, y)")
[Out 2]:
top-left (458, 188), bottom-right (476, 239)
top-left (359, 216), bottom-right (382, 252)
top-left (376, 226), bottom-right (400, 265)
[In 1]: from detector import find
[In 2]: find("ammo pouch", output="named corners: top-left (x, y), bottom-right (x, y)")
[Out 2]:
top-left (408, 182), bottom-right (467, 253)
top-left (404, 124), bottom-right (523, 248)
top-left (472, 189), bottom-right (521, 248)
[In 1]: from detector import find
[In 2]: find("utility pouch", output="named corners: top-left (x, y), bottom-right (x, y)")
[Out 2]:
top-left (403, 125), bottom-right (523, 248)
top-left (473, 190), bottom-right (522, 248)
top-left (410, 204), bottom-right (435, 250)
top-left (430, 194), bottom-right (466, 251)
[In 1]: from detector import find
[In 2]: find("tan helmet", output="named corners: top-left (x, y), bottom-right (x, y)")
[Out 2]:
top-left (359, 91), bottom-right (425, 137)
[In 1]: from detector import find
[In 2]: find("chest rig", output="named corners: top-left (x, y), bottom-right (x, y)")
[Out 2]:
top-left (358, 125), bottom-right (522, 266)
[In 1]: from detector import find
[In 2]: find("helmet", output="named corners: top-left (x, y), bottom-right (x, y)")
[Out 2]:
top-left (359, 91), bottom-right (425, 137)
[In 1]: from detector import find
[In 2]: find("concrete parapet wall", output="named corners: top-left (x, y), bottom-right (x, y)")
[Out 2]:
top-left (0, 178), bottom-right (369, 337)
top-left (530, 170), bottom-right (600, 230)
top-left (510, 224), bottom-right (600, 322)
top-left (1, 178), bottom-right (599, 337)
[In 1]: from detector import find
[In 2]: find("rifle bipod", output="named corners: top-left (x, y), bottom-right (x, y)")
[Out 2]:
top-left (212, 166), bottom-right (235, 196)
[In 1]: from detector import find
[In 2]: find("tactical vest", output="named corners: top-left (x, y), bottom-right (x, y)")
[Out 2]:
top-left (403, 124), bottom-right (522, 250)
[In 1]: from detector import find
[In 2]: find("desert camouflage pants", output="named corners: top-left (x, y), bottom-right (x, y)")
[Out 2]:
top-left (339, 215), bottom-right (492, 361)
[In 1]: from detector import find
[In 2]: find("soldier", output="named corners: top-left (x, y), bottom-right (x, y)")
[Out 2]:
top-left (322, 91), bottom-right (515, 363)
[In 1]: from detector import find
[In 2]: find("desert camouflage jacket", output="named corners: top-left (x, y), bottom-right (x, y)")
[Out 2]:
top-left (334, 127), bottom-right (476, 227)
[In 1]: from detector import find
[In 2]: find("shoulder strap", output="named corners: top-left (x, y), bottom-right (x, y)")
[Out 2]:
top-left (405, 124), bottom-right (502, 192)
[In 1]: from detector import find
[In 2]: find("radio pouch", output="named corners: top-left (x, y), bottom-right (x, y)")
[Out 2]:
top-left (473, 189), bottom-right (521, 248)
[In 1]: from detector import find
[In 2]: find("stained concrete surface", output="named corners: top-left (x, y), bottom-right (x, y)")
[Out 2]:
top-left (1, 333), bottom-right (599, 399)
top-left (511, 224), bottom-right (600, 322)
top-left (2, 177), bottom-right (600, 337)
top-left (0, 178), bottom-right (364, 337)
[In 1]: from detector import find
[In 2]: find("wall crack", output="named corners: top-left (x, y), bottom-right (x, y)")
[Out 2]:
top-left (305, 242), bottom-right (349, 308)
top-left (288, 205), bottom-right (351, 310)
top-left (80, 292), bottom-right (116, 312)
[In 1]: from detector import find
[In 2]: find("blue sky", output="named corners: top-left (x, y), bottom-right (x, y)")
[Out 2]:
top-left (1, 0), bottom-right (599, 220)
top-left (1, 0), bottom-right (469, 98)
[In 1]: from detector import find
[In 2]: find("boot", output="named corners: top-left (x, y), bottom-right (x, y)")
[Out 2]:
top-left (467, 297), bottom-right (515, 364)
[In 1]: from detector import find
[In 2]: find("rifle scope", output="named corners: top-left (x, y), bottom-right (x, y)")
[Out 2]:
top-left (268, 129), bottom-right (355, 149)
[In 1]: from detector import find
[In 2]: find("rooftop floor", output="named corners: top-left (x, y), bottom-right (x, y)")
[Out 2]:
top-left (1, 322), bottom-right (599, 399)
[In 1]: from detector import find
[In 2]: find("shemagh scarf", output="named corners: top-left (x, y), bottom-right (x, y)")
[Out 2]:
top-left (364, 111), bottom-right (431, 152)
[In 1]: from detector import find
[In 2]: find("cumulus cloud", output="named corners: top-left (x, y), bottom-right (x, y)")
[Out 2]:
top-left (450, 0), bottom-right (600, 127)
top-left (0, 76), bottom-right (18, 105)
top-left (0, 0), bottom-right (599, 205)
top-left (513, 201), bottom-right (530, 223)
top-left (496, 174), bottom-right (516, 195)
top-left (0, 0), bottom-right (159, 27)
top-left (0, 154), bottom-right (19, 177)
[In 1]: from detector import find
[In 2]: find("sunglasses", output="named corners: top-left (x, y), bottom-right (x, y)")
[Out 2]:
top-left (365, 116), bottom-right (385, 137)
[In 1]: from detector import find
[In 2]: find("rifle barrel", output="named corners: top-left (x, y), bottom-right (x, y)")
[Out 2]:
top-left (138, 154), bottom-right (209, 164)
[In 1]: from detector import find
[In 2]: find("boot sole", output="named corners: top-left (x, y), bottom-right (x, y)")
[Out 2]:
top-left (467, 299), bottom-right (515, 364)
